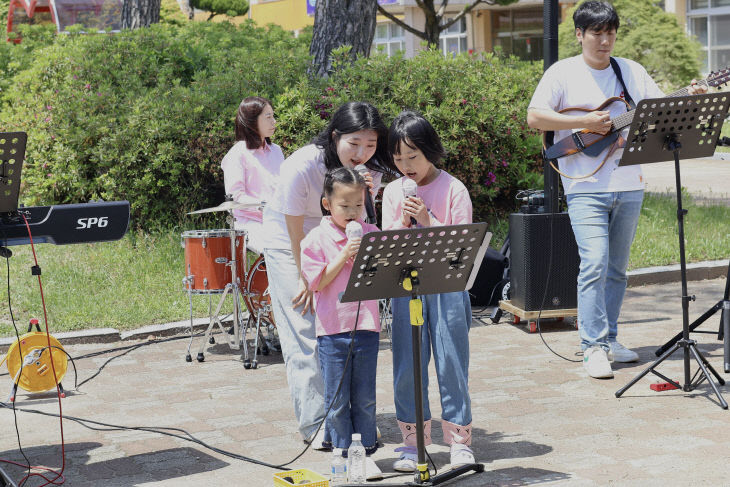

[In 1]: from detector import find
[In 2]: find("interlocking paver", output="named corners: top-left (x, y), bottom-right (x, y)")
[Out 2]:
top-left (2, 277), bottom-right (730, 486)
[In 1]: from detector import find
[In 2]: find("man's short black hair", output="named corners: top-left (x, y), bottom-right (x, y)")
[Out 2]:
top-left (573, 1), bottom-right (620, 33)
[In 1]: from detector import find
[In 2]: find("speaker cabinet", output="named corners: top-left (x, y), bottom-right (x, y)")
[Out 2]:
top-left (508, 212), bottom-right (579, 311)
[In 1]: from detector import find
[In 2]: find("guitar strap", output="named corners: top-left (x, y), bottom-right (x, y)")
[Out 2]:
top-left (609, 57), bottom-right (635, 110)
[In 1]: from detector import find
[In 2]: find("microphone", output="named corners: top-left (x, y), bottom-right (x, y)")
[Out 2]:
top-left (402, 178), bottom-right (418, 226)
top-left (354, 164), bottom-right (377, 224)
top-left (345, 220), bottom-right (363, 241)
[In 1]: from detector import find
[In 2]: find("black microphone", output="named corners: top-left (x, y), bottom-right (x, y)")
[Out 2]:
top-left (354, 165), bottom-right (377, 224)
top-left (402, 178), bottom-right (418, 226)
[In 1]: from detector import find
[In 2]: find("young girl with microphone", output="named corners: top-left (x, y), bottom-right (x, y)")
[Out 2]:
top-left (381, 111), bottom-right (476, 471)
top-left (300, 167), bottom-right (382, 478)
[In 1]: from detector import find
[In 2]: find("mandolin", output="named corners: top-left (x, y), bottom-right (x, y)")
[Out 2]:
top-left (544, 67), bottom-right (730, 161)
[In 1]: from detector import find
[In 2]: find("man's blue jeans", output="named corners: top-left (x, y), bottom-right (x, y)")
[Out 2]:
top-left (566, 190), bottom-right (644, 350)
top-left (318, 330), bottom-right (379, 452)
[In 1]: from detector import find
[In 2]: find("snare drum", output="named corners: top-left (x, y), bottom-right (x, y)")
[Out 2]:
top-left (182, 229), bottom-right (247, 293)
top-left (243, 254), bottom-right (276, 326)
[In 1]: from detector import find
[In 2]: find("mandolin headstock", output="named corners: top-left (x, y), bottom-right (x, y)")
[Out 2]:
top-left (707, 67), bottom-right (730, 89)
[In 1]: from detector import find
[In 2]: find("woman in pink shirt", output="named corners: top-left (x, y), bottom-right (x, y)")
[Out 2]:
top-left (221, 96), bottom-right (284, 253)
top-left (381, 111), bottom-right (476, 471)
top-left (262, 102), bottom-right (396, 449)
top-left (300, 167), bottom-right (381, 477)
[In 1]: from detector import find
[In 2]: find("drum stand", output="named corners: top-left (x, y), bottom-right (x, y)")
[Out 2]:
top-left (189, 211), bottom-right (249, 365)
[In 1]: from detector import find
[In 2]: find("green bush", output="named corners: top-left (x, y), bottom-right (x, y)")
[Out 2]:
top-left (2, 23), bottom-right (543, 228)
top-left (1, 21), bottom-right (311, 228)
top-left (191, 0), bottom-right (248, 19)
top-left (275, 48), bottom-right (545, 223)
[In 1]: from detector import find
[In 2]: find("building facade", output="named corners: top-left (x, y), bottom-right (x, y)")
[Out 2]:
top-left (249, 0), bottom-right (720, 73)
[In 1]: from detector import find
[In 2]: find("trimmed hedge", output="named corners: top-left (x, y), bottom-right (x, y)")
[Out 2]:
top-left (1, 23), bottom-right (544, 228)
top-left (276, 48), bottom-right (544, 223)
top-left (1, 22), bottom-right (310, 228)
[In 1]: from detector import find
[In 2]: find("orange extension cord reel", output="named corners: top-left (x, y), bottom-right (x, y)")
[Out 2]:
top-left (2, 320), bottom-right (68, 400)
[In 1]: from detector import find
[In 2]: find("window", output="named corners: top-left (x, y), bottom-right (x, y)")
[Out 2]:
top-left (372, 22), bottom-right (405, 57)
top-left (492, 7), bottom-right (543, 61)
top-left (439, 17), bottom-right (467, 56)
top-left (688, 2), bottom-right (730, 72)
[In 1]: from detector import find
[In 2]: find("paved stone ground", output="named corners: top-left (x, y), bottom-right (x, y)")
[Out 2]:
top-left (2, 277), bottom-right (730, 486)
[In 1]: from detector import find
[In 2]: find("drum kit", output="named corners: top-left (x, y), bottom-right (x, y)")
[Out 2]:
top-left (182, 197), bottom-right (276, 369)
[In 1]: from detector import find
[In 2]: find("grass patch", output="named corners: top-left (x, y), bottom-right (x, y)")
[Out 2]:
top-left (1, 193), bottom-right (727, 337)
top-left (0, 230), bottom-right (219, 337)
top-left (630, 191), bottom-right (730, 269)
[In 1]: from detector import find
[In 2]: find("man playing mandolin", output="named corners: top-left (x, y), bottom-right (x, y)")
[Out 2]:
top-left (527, 1), bottom-right (707, 379)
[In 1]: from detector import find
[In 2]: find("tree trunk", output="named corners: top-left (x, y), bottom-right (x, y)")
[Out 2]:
top-left (121, 0), bottom-right (161, 29)
top-left (309, 0), bottom-right (378, 77)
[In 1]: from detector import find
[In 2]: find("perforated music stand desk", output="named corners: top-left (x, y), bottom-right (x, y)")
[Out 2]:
top-left (342, 222), bottom-right (491, 485)
top-left (0, 132), bottom-right (26, 214)
top-left (615, 93), bottom-right (730, 409)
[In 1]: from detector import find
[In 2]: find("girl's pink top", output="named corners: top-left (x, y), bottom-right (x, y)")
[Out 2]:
top-left (382, 170), bottom-right (472, 230)
top-left (221, 140), bottom-right (285, 224)
top-left (300, 217), bottom-right (382, 337)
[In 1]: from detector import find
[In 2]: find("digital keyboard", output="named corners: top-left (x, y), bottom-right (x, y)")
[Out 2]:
top-left (0, 200), bottom-right (130, 246)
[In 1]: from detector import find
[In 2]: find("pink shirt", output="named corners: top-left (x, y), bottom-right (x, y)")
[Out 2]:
top-left (221, 141), bottom-right (285, 224)
top-left (382, 170), bottom-right (472, 230)
top-left (300, 217), bottom-right (381, 337)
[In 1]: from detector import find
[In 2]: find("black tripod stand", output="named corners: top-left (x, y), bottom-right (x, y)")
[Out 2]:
top-left (615, 93), bottom-right (730, 409)
top-left (654, 262), bottom-right (730, 372)
top-left (342, 223), bottom-right (491, 485)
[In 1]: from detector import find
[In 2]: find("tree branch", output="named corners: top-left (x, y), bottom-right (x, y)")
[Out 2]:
top-left (440, 0), bottom-right (484, 31)
top-left (436, 0), bottom-right (448, 19)
top-left (376, 4), bottom-right (427, 40)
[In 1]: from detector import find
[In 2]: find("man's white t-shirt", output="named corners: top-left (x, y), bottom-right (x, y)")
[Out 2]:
top-left (529, 55), bottom-right (664, 194)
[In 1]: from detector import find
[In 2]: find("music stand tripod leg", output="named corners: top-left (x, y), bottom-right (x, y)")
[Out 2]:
top-left (723, 301), bottom-right (730, 373)
top-left (402, 271), bottom-right (485, 486)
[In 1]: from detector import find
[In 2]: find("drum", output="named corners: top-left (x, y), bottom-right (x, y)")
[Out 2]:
top-left (182, 229), bottom-right (247, 293)
top-left (244, 254), bottom-right (275, 326)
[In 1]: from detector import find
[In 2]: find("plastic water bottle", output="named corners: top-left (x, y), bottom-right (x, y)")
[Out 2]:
top-left (347, 433), bottom-right (366, 483)
top-left (330, 449), bottom-right (347, 486)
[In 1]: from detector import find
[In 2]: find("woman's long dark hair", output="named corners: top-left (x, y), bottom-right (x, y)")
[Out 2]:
top-left (312, 101), bottom-right (397, 175)
top-left (235, 96), bottom-right (272, 150)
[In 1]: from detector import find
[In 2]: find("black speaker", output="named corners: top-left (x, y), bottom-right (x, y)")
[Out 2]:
top-left (508, 212), bottom-right (579, 311)
top-left (468, 247), bottom-right (508, 307)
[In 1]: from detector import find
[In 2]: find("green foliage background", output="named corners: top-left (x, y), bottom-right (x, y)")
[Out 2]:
top-left (190, 0), bottom-right (248, 18)
top-left (558, 0), bottom-right (703, 90)
top-left (0, 24), bottom-right (544, 228)
top-left (275, 48), bottom-right (544, 222)
top-left (0, 22), bottom-right (310, 228)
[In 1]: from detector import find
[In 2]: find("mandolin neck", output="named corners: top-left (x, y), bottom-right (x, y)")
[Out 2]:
top-left (611, 80), bottom-right (708, 132)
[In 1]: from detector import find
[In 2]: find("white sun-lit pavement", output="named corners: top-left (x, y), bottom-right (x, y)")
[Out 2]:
top-left (1, 276), bottom-right (730, 486)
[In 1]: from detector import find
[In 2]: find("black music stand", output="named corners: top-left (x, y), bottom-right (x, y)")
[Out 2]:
top-left (341, 223), bottom-right (491, 486)
top-left (0, 132), bottom-right (25, 487)
top-left (655, 263), bottom-right (730, 373)
top-left (0, 132), bottom-right (26, 215)
top-left (614, 93), bottom-right (730, 409)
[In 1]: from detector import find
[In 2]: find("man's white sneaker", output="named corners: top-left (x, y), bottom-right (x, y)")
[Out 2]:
top-left (609, 341), bottom-right (639, 363)
top-left (583, 346), bottom-right (614, 379)
top-left (450, 444), bottom-right (475, 467)
top-left (393, 446), bottom-right (418, 472)
top-left (365, 456), bottom-right (383, 480)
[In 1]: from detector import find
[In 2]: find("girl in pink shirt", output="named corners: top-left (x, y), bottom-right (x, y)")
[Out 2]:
top-left (221, 96), bottom-right (284, 252)
top-left (300, 168), bottom-right (381, 470)
top-left (382, 111), bottom-right (476, 471)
